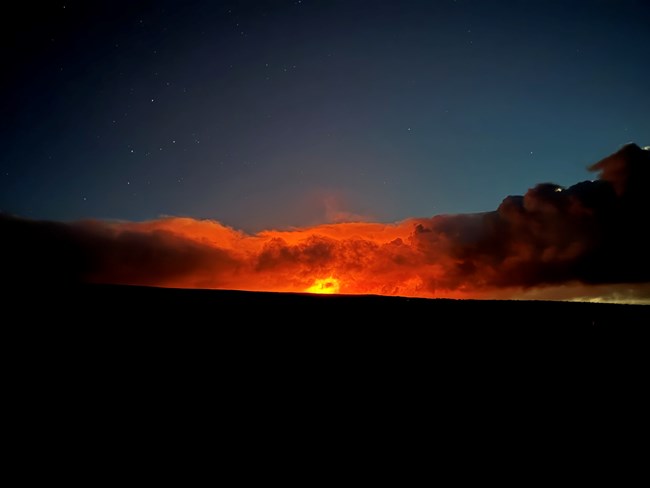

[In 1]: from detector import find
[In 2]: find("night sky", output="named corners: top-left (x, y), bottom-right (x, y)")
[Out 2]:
top-left (3, 0), bottom-right (649, 232)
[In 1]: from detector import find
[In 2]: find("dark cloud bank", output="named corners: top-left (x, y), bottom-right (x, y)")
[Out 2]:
top-left (2, 144), bottom-right (649, 301)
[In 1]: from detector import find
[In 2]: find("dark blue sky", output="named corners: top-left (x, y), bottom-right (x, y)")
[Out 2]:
top-left (2, 0), bottom-right (648, 231)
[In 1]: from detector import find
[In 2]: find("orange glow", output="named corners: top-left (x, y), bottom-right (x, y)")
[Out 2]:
top-left (78, 216), bottom-right (478, 299)
top-left (305, 277), bottom-right (340, 294)
top-left (7, 142), bottom-right (648, 304)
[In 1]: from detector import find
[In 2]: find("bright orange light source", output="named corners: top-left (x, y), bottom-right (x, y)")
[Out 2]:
top-left (305, 277), bottom-right (340, 294)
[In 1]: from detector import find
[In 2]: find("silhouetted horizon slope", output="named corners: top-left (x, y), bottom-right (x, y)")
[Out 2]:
top-left (6, 284), bottom-right (648, 398)
top-left (11, 283), bottom-right (648, 327)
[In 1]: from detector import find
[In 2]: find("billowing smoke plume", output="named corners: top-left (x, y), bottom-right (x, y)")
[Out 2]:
top-left (2, 144), bottom-right (649, 301)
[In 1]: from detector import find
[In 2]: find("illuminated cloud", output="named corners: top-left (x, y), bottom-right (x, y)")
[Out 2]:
top-left (2, 144), bottom-right (649, 303)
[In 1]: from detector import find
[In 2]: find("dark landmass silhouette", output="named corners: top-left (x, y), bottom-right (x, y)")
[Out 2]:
top-left (6, 284), bottom-right (648, 414)
top-left (13, 283), bottom-right (649, 327)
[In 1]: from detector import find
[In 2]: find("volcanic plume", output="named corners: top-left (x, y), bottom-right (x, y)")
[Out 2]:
top-left (2, 144), bottom-right (649, 302)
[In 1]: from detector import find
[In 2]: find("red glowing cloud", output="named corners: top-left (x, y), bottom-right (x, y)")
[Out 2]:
top-left (2, 144), bottom-right (649, 302)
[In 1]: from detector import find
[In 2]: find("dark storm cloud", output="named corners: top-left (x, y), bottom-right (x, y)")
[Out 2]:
top-left (1, 144), bottom-right (649, 300)
top-left (1, 216), bottom-right (240, 288)
top-left (410, 143), bottom-right (650, 290)
top-left (588, 142), bottom-right (650, 197)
